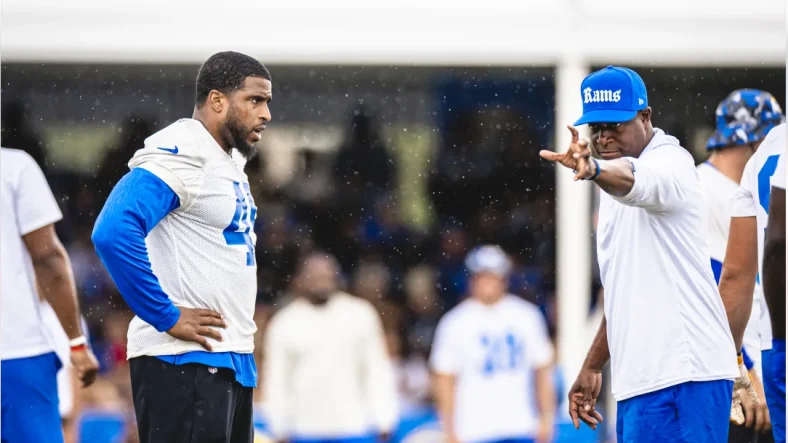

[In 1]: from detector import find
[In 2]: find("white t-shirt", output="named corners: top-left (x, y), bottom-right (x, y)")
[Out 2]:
top-left (125, 118), bottom-right (258, 358)
top-left (263, 293), bottom-right (398, 438)
top-left (429, 295), bottom-right (553, 442)
top-left (697, 162), bottom-right (771, 376)
top-left (0, 148), bottom-right (63, 361)
top-left (597, 129), bottom-right (738, 401)
top-left (731, 124), bottom-right (786, 290)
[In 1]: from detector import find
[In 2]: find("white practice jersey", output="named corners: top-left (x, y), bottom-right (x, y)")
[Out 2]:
top-left (126, 118), bottom-right (258, 358)
top-left (698, 161), bottom-right (772, 372)
top-left (597, 129), bottom-right (738, 401)
top-left (429, 295), bottom-right (553, 442)
top-left (773, 153), bottom-right (785, 189)
top-left (0, 148), bottom-right (63, 361)
top-left (264, 293), bottom-right (398, 438)
top-left (732, 124), bottom-right (786, 297)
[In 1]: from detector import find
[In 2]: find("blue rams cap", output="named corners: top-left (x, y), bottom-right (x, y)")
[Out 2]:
top-left (465, 245), bottom-right (512, 277)
top-left (706, 89), bottom-right (785, 150)
top-left (574, 66), bottom-right (649, 126)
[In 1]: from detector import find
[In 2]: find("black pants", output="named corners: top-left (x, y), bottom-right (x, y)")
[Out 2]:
top-left (130, 356), bottom-right (254, 443)
top-left (729, 422), bottom-right (776, 443)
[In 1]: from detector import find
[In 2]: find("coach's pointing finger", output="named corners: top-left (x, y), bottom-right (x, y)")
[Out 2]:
top-left (568, 125), bottom-right (579, 143)
top-left (539, 150), bottom-right (562, 162)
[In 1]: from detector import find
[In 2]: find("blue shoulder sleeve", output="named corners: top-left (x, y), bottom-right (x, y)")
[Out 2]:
top-left (92, 168), bottom-right (181, 332)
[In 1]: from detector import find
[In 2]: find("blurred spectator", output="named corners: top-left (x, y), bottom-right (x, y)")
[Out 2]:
top-left (352, 258), bottom-right (403, 334)
top-left (1, 100), bottom-right (48, 172)
top-left (334, 106), bottom-right (396, 216)
top-left (432, 222), bottom-right (470, 309)
top-left (403, 265), bottom-right (442, 356)
top-left (264, 252), bottom-right (398, 443)
top-left (387, 329), bottom-right (432, 416)
top-left (94, 116), bottom-right (155, 207)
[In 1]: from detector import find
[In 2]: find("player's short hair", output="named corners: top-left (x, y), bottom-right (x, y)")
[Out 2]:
top-left (195, 51), bottom-right (271, 106)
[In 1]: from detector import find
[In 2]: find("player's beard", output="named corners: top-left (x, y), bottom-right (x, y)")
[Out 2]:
top-left (221, 105), bottom-right (258, 160)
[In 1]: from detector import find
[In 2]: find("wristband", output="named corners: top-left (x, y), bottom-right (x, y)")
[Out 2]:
top-left (589, 158), bottom-right (602, 180)
top-left (69, 336), bottom-right (87, 350)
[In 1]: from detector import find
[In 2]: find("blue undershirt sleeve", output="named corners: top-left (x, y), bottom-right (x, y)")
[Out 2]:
top-left (92, 168), bottom-right (182, 332)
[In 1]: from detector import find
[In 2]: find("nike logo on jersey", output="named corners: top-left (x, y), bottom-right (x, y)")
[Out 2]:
top-left (157, 146), bottom-right (179, 154)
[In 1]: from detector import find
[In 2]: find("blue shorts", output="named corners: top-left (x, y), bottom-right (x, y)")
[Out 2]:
top-left (478, 438), bottom-right (534, 443)
top-left (1, 352), bottom-right (64, 443)
top-left (291, 435), bottom-right (377, 443)
top-left (763, 340), bottom-right (786, 443)
top-left (616, 379), bottom-right (733, 443)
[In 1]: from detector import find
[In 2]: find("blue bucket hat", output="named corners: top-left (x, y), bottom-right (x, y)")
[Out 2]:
top-left (706, 89), bottom-right (785, 150)
top-left (574, 66), bottom-right (649, 126)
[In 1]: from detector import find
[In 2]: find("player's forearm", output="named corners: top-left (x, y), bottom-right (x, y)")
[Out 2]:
top-left (763, 236), bottom-right (785, 325)
top-left (433, 373), bottom-right (457, 437)
top-left (93, 220), bottom-right (179, 332)
top-left (32, 244), bottom-right (84, 340)
top-left (591, 159), bottom-right (635, 197)
top-left (764, 188), bottom-right (786, 327)
top-left (534, 366), bottom-right (556, 426)
top-left (718, 269), bottom-right (756, 350)
top-left (582, 316), bottom-right (610, 371)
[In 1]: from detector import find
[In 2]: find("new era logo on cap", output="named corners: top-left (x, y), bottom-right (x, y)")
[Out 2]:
top-left (574, 66), bottom-right (649, 126)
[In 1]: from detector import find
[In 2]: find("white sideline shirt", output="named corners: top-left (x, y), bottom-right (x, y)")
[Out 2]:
top-left (0, 148), bottom-right (63, 361)
top-left (731, 124), bottom-right (786, 292)
top-left (597, 129), bottom-right (738, 401)
top-left (263, 293), bottom-right (398, 439)
top-left (697, 162), bottom-right (772, 377)
top-left (429, 295), bottom-right (553, 442)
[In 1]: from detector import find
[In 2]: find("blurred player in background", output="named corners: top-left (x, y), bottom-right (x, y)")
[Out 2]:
top-left (430, 245), bottom-right (556, 443)
top-left (264, 252), bottom-right (398, 443)
top-left (1, 148), bottom-right (99, 443)
top-left (725, 121), bottom-right (785, 443)
top-left (92, 51), bottom-right (272, 443)
top-left (763, 145), bottom-right (785, 443)
top-left (701, 89), bottom-right (784, 441)
top-left (541, 66), bottom-right (740, 442)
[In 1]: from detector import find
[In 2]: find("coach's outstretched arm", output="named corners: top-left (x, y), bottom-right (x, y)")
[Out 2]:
top-left (541, 126), bottom-right (693, 212)
top-left (93, 168), bottom-right (226, 350)
top-left (567, 315), bottom-right (608, 431)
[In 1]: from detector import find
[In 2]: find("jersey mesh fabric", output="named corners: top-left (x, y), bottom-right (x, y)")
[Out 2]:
top-left (125, 119), bottom-right (258, 358)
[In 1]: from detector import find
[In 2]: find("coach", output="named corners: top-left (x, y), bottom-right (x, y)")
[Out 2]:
top-left (540, 66), bottom-right (741, 443)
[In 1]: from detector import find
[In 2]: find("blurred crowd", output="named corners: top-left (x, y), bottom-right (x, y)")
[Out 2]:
top-left (1, 99), bottom-right (560, 440)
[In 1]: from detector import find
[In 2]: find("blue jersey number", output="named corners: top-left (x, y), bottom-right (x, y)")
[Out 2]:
top-left (480, 331), bottom-right (524, 376)
top-left (758, 154), bottom-right (780, 214)
top-left (223, 182), bottom-right (257, 266)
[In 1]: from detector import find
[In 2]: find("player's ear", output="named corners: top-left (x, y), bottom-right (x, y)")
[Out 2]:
top-left (640, 107), bottom-right (652, 124)
top-left (207, 90), bottom-right (227, 114)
